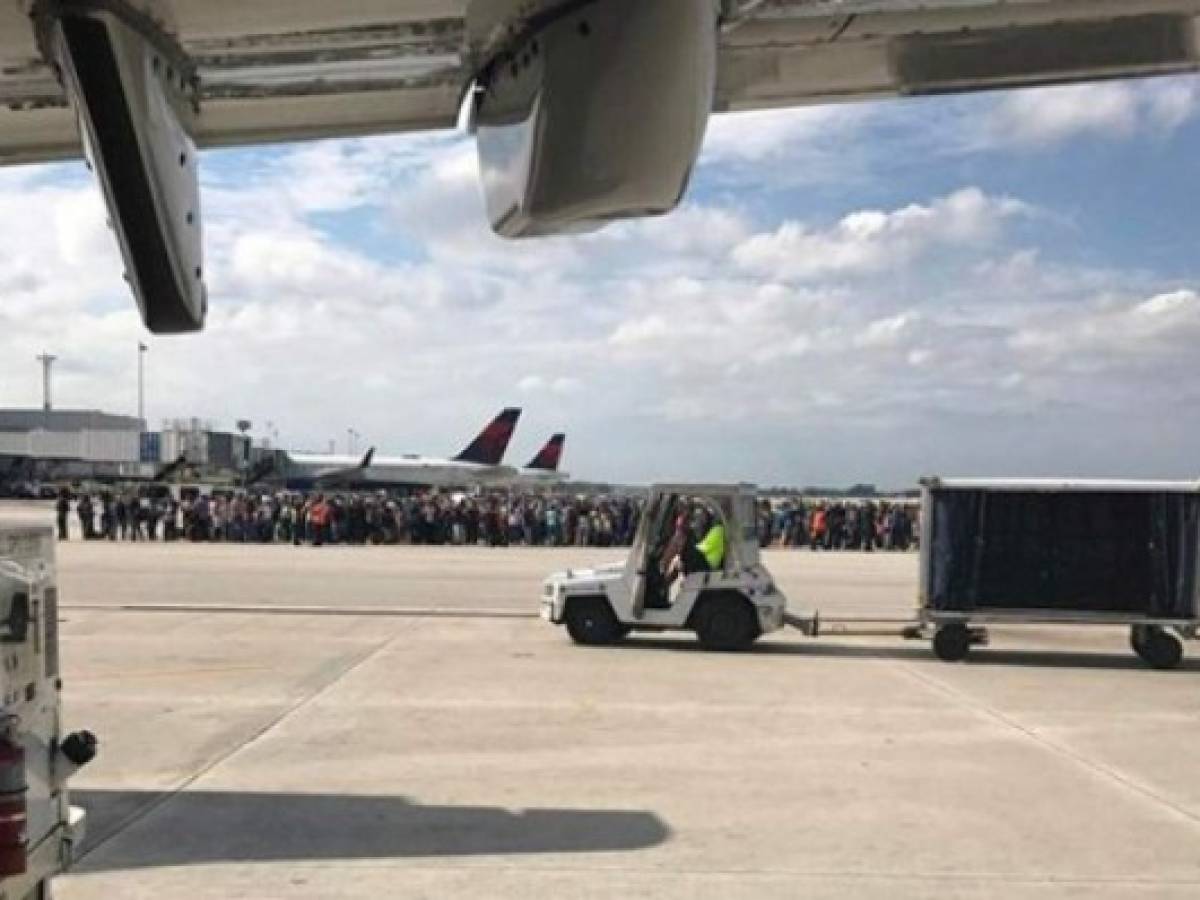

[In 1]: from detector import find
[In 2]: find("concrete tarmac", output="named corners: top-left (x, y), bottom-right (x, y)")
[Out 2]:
top-left (1, 508), bottom-right (1195, 898)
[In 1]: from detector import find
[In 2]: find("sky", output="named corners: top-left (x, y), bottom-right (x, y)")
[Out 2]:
top-left (1, 75), bottom-right (1199, 488)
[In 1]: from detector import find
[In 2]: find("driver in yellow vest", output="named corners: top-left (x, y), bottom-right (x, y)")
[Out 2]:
top-left (696, 521), bottom-right (726, 571)
top-left (671, 516), bottom-right (726, 576)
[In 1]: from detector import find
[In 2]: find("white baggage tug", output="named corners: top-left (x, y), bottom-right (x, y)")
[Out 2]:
top-left (543, 484), bottom-right (814, 651)
top-left (0, 526), bottom-right (94, 900)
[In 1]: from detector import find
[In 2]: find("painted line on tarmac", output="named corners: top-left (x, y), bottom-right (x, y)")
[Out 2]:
top-left (60, 604), bottom-right (913, 628)
top-left (60, 602), bottom-right (537, 619)
top-left (896, 660), bottom-right (1200, 831)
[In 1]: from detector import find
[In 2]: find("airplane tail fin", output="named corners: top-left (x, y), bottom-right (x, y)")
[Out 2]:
top-left (454, 408), bottom-right (522, 465)
top-left (527, 434), bottom-right (566, 472)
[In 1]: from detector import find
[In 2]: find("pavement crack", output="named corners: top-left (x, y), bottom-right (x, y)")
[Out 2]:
top-left (76, 632), bottom-right (399, 864)
top-left (894, 660), bottom-right (1200, 831)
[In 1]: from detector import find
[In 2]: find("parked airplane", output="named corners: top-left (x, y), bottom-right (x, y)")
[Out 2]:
top-left (510, 434), bottom-right (570, 486)
top-left (282, 408), bottom-right (523, 490)
top-left (3, 2), bottom-right (1197, 333)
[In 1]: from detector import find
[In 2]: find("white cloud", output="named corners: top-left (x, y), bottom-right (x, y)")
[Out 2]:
top-left (1011, 289), bottom-right (1200, 366)
top-left (610, 315), bottom-right (673, 348)
top-left (517, 374), bottom-right (580, 395)
top-left (701, 106), bottom-right (867, 164)
top-left (1144, 79), bottom-right (1200, 130)
top-left (855, 312), bottom-right (919, 349)
top-left (990, 84), bottom-right (1139, 145)
top-left (982, 79), bottom-right (1200, 148)
top-left (517, 375), bottom-right (546, 392)
top-left (733, 188), bottom-right (1028, 281)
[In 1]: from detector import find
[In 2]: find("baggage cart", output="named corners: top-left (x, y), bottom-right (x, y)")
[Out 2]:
top-left (919, 478), bottom-right (1200, 668)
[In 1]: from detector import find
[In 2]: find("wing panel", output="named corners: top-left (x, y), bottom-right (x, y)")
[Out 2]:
top-left (170, 0), bottom-right (471, 39)
top-left (716, 0), bottom-right (1200, 109)
top-left (3, 0), bottom-right (1200, 162)
top-left (194, 86), bottom-right (460, 148)
top-left (0, 4), bottom-right (38, 58)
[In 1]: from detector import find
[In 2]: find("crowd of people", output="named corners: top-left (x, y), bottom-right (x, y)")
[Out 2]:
top-left (54, 489), bottom-right (919, 551)
top-left (57, 490), bottom-right (645, 548)
top-left (759, 499), bottom-right (919, 552)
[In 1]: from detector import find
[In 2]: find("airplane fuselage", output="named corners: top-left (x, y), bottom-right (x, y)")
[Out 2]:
top-left (287, 453), bottom-right (517, 490)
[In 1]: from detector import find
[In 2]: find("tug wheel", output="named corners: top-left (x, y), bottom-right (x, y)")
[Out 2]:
top-left (694, 593), bottom-right (760, 652)
top-left (564, 597), bottom-right (626, 646)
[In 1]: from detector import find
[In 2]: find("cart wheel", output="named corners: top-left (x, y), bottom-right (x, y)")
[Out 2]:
top-left (932, 624), bottom-right (972, 662)
top-left (1132, 625), bottom-right (1183, 670)
top-left (564, 597), bottom-right (625, 646)
top-left (1130, 625), bottom-right (1147, 656)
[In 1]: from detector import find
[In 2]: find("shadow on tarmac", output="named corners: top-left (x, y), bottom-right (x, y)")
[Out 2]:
top-left (608, 636), bottom-right (1200, 671)
top-left (73, 789), bottom-right (670, 871)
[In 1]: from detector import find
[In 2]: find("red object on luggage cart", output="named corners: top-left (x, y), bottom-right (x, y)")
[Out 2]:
top-left (0, 734), bottom-right (28, 877)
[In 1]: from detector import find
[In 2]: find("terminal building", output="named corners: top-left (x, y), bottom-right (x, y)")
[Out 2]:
top-left (153, 418), bottom-right (252, 473)
top-left (0, 410), bottom-right (257, 486)
top-left (0, 409), bottom-right (147, 482)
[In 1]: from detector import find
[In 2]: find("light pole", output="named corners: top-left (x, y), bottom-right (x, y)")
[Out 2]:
top-left (35, 353), bottom-right (56, 412)
top-left (137, 342), bottom-right (147, 422)
top-left (236, 420), bottom-right (252, 484)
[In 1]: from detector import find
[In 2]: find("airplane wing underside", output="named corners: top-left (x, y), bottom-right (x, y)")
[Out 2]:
top-left (4, 0), bottom-right (1200, 333)
top-left (3, 0), bottom-right (1200, 165)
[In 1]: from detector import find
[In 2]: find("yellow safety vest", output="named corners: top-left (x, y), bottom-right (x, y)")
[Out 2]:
top-left (697, 524), bottom-right (726, 570)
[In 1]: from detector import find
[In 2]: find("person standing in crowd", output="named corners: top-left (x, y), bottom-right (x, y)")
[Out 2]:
top-left (55, 488), bottom-right (70, 540)
top-left (575, 508), bottom-right (591, 546)
top-left (309, 495), bottom-right (329, 546)
top-left (99, 493), bottom-right (114, 540)
top-left (128, 494), bottom-right (143, 542)
top-left (76, 493), bottom-right (94, 540)
top-left (114, 495), bottom-right (128, 541)
top-left (194, 493), bottom-right (211, 541)
top-left (809, 504), bottom-right (826, 551)
top-left (163, 498), bottom-right (179, 542)
top-left (147, 497), bottom-right (162, 541)
top-left (293, 497), bottom-right (307, 546)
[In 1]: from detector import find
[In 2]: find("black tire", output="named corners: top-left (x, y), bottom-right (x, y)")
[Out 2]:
top-left (1132, 625), bottom-right (1183, 670)
top-left (564, 597), bottom-right (626, 646)
top-left (1130, 625), bottom-right (1147, 656)
top-left (694, 593), bottom-right (760, 652)
top-left (932, 624), bottom-right (972, 662)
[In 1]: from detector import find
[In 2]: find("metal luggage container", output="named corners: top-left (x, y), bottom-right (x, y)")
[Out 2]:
top-left (918, 478), bottom-right (1200, 668)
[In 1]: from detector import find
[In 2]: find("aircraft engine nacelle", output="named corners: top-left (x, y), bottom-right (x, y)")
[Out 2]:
top-left (469, 0), bottom-right (719, 239)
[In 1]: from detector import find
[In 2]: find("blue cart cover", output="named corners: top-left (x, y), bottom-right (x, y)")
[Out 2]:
top-left (928, 489), bottom-right (1200, 618)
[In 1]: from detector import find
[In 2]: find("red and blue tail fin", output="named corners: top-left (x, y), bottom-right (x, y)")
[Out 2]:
top-left (454, 408), bottom-right (522, 465)
top-left (526, 434), bottom-right (566, 471)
